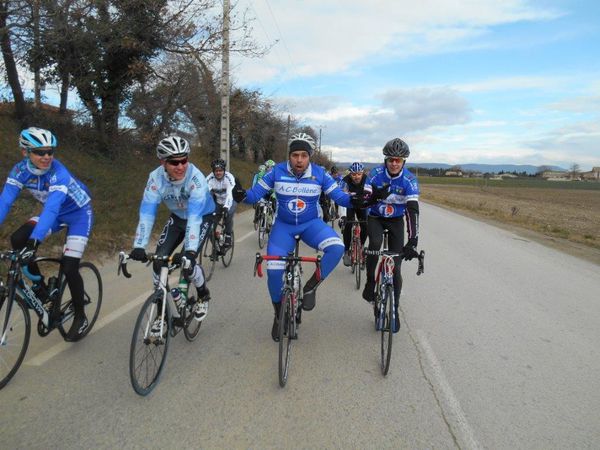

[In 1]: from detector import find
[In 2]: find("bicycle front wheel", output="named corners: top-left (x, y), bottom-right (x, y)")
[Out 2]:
top-left (221, 230), bottom-right (234, 267)
top-left (380, 284), bottom-right (394, 376)
top-left (0, 296), bottom-right (31, 390)
top-left (278, 289), bottom-right (294, 387)
top-left (129, 293), bottom-right (171, 396)
top-left (58, 262), bottom-right (103, 341)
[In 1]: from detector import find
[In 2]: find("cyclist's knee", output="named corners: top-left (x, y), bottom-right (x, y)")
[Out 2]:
top-left (10, 223), bottom-right (34, 249)
top-left (61, 255), bottom-right (81, 278)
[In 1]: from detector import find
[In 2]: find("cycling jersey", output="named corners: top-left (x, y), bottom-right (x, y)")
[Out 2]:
top-left (134, 163), bottom-right (214, 252)
top-left (0, 158), bottom-right (91, 241)
top-left (206, 171), bottom-right (235, 209)
top-left (245, 161), bottom-right (352, 225)
top-left (364, 166), bottom-right (419, 218)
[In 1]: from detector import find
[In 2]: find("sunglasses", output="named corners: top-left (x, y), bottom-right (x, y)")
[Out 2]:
top-left (386, 157), bottom-right (405, 164)
top-left (165, 157), bottom-right (188, 166)
top-left (30, 148), bottom-right (55, 157)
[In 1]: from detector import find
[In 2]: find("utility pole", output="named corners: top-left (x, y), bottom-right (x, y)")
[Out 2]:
top-left (220, 0), bottom-right (231, 170)
top-left (285, 114), bottom-right (291, 152)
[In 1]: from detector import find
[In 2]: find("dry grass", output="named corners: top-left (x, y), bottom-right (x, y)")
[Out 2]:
top-left (421, 184), bottom-right (600, 252)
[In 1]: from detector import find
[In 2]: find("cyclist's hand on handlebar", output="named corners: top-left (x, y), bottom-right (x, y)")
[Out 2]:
top-left (130, 247), bottom-right (148, 262)
top-left (19, 238), bottom-right (39, 264)
top-left (402, 238), bottom-right (419, 261)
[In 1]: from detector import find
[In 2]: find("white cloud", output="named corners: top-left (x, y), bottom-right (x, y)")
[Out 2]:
top-left (234, 0), bottom-right (562, 82)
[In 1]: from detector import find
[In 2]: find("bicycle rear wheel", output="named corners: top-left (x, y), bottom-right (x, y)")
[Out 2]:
top-left (201, 233), bottom-right (217, 282)
top-left (380, 284), bottom-right (394, 376)
top-left (183, 293), bottom-right (202, 341)
top-left (130, 293), bottom-right (171, 396)
top-left (221, 230), bottom-right (234, 267)
top-left (278, 289), bottom-right (293, 387)
top-left (57, 262), bottom-right (103, 341)
top-left (0, 296), bottom-right (31, 390)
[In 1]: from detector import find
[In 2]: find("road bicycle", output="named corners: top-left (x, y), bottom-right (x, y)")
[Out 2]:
top-left (118, 252), bottom-right (204, 396)
top-left (254, 236), bottom-right (321, 387)
top-left (256, 199), bottom-right (274, 249)
top-left (364, 230), bottom-right (424, 376)
top-left (346, 219), bottom-right (366, 290)
top-left (0, 250), bottom-right (102, 389)
top-left (200, 210), bottom-right (235, 281)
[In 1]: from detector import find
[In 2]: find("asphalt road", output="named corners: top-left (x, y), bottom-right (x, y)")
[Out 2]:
top-left (2, 204), bottom-right (599, 449)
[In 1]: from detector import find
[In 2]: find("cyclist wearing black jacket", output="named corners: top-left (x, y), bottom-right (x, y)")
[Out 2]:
top-left (339, 162), bottom-right (368, 266)
top-left (362, 138), bottom-right (420, 332)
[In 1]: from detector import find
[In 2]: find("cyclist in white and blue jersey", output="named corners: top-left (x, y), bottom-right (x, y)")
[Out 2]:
top-left (362, 138), bottom-right (421, 333)
top-left (233, 133), bottom-right (370, 341)
top-left (130, 136), bottom-right (215, 322)
top-left (0, 127), bottom-right (93, 340)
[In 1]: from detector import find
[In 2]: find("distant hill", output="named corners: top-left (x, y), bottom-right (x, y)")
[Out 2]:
top-left (337, 162), bottom-right (566, 175)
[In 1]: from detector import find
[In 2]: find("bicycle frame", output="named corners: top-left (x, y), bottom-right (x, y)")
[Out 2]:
top-left (1, 252), bottom-right (50, 331)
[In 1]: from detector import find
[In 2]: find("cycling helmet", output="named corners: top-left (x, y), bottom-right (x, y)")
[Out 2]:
top-left (258, 164), bottom-right (266, 172)
top-left (156, 136), bottom-right (190, 159)
top-left (265, 159), bottom-right (275, 168)
top-left (349, 162), bottom-right (364, 173)
top-left (211, 158), bottom-right (226, 170)
top-left (288, 133), bottom-right (316, 155)
top-left (382, 138), bottom-right (410, 158)
top-left (19, 127), bottom-right (57, 149)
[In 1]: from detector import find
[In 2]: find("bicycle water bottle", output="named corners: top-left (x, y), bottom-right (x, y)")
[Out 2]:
top-left (47, 276), bottom-right (59, 300)
top-left (171, 288), bottom-right (182, 308)
top-left (177, 277), bottom-right (188, 304)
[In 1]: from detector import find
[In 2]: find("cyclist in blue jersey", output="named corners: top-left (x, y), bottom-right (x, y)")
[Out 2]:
top-left (130, 136), bottom-right (215, 322)
top-left (362, 138), bottom-right (420, 333)
top-left (232, 133), bottom-right (373, 341)
top-left (339, 162), bottom-right (368, 266)
top-left (0, 127), bottom-right (94, 340)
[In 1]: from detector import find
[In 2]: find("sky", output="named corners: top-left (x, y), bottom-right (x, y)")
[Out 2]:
top-left (232, 0), bottom-right (600, 170)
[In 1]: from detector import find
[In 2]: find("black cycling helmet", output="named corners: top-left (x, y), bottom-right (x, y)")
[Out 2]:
top-left (382, 138), bottom-right (410, 158)
top-left (330, 166), bottom-right (338, 174)
top-left (211, 158), bottom-right (226, 170)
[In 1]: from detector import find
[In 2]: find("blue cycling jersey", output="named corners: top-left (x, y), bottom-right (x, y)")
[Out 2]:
top-left (134, 163), bottom-right (215, 251)
top-left (0, 158), bottom-right (91, 241)
top-left (244, 161), bottom-right (352, 225)
top-left (364, 166), bottom-right (419, 218)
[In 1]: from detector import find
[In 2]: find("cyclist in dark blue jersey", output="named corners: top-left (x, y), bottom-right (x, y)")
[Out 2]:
top-left (0, 127), bottom-right (93, 340)
top-left (233, 133), bottom-right (368, 341)
top-left (362, 138), bottom-right (421, 333)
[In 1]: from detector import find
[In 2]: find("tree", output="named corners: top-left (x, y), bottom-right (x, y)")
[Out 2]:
top-left (569, 163), bottom-right (581, 180)
top-left (0, 0), bottom-right (27, 119)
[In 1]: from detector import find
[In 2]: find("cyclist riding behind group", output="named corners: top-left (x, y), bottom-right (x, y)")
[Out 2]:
top-left (339, 162), bottom-right (369, 267)
top-left (361, 138), bottom-right (421, 333)
top-left (232, 133), bottom-right (375, 341)
top-left (206, 159), bottom-right (237, 252)
top-left (252, 159), bottom-right (277, 227)
top-left (129, 136), bottom-right (214, 322)
top-left (0, 127), bottom-right (93, 340)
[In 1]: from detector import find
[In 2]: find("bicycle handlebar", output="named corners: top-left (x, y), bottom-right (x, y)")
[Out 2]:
top-left (254, 253), bottom-right (322, 281)
top-left (364, 249), bottom-right (425, 276)
top-left (118, 251), bottom-right (190, 279)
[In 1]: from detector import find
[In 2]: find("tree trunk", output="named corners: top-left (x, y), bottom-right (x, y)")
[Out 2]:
top-left (59, 72), bottom-right (69, 114)
top-left (0, 1), bottom-right (26, 119)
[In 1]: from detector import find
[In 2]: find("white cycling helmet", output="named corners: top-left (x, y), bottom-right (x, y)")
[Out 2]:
top-left (156, 136), bottom-right (190, 160)
top-left (288, 133), bottom-right (316, 155)
top-left (19, 127), bottom-right (57, 149)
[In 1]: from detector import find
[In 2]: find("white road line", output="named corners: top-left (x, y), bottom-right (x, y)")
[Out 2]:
top-left (416, 329), bottom-right (482, 450)
top-left (236, 231), bottom-right (255, 243)
top-left (26, 290), bottom-right (151, 367)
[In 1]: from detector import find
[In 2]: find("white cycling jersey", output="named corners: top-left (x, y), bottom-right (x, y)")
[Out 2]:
top-left (206, 171), bottom-right (235, 209)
